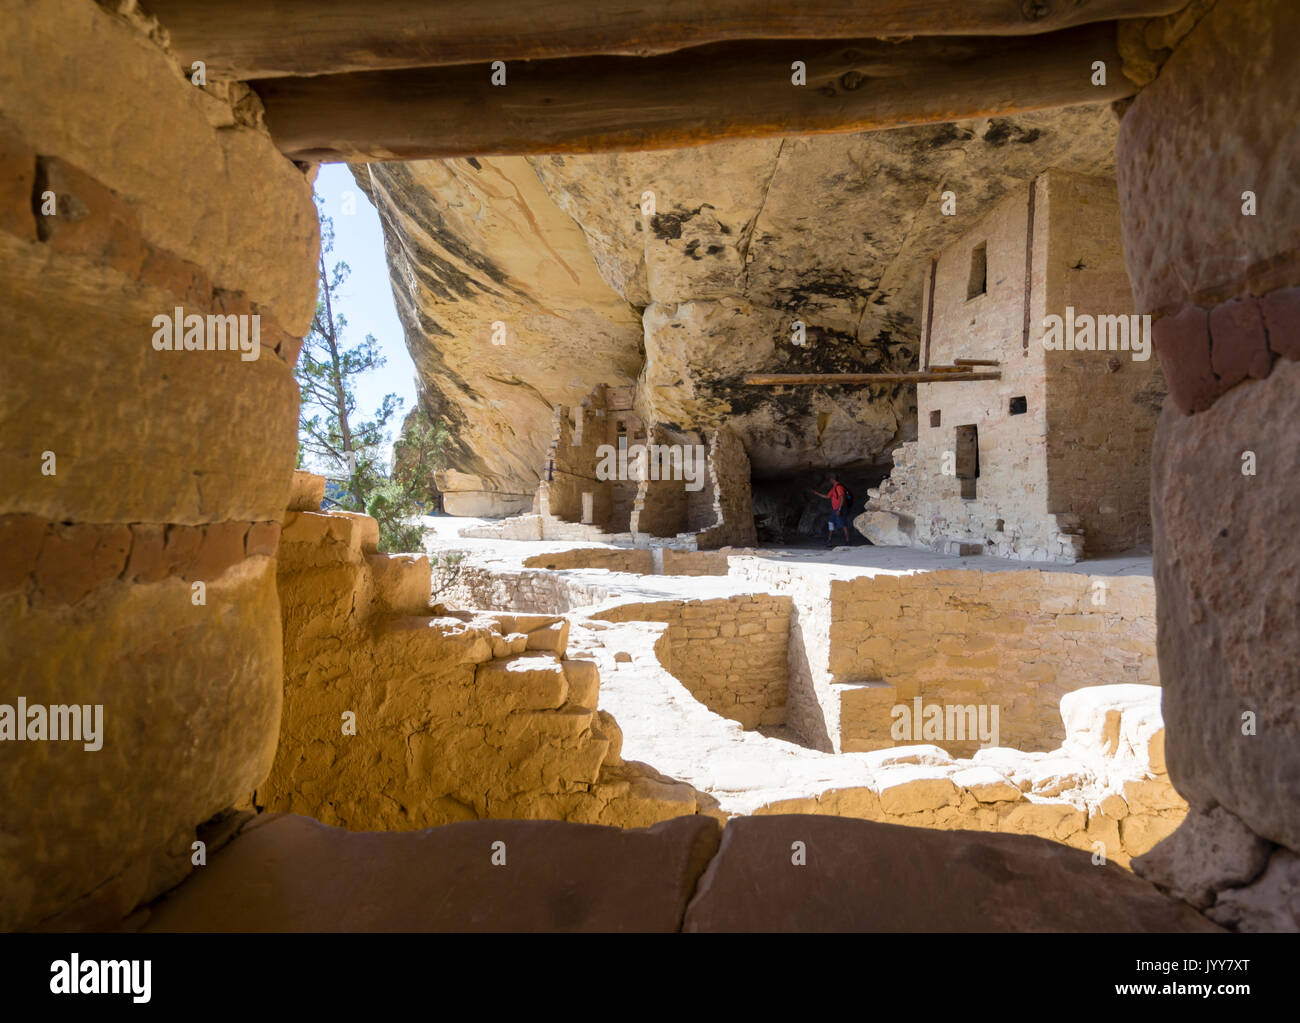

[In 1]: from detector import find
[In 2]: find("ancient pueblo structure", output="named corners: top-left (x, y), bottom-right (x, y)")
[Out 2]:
top-left (1, 0), bottom-right (1296, 987)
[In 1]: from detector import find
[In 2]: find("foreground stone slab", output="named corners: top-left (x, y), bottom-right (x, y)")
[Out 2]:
top-left (683, 816), bottom-right (1220, 932)
top-left (142, 813), bottom-right (720, 932)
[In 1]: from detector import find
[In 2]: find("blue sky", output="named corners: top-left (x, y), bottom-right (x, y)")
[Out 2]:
top-left (313, 164), bottom-right (418, 464)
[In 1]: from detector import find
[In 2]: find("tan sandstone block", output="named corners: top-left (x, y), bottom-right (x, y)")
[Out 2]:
top-left (682, 816), bottom-right (1220, 933)
top-left (873, 766), bottom-right (959, 815)
top-left (144, 813), bottom-right (721, 932)
top-left (475, 654), bottom-right (569, 710)
top-left (951, 766), bottom-right (1022, 803)
top-left (561, 659), bottom-right (601, 709)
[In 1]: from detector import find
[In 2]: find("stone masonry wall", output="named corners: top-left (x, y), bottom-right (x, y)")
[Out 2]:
top-left (629, 425), bottom-right (690, 538)
top-left (747, 684), bottom-right (1186, 870)
top-left (732, 559), bottom-right (1157, 757)
top-left (1042, 171), bottom-right (1164, 555)
top-left (1116, 0), bottom-right (1300, 932)
top-left (694, 427), bottom-right (759, 549)
top-left (865, 170), bottom-right (1157, 562)
top-left (885, 175), bottom-right (1057, 558)
top-left (538, 399), bottom-right (612, 526)
top-left (829, 570), bottom-right (1158, 756)
top-left (263, 496), bottom-right (700, 831)
top-left (0, 0), bottom-right (317, 931)
top-left (593, 596), bottom-right (792, 729)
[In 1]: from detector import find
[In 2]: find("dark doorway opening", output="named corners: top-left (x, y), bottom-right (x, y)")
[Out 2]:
top-left (750, 465), bottom-right (889, 547)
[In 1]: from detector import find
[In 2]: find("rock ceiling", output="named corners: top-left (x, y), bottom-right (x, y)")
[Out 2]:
top-left (355, 103), bottom-right (1119, 505)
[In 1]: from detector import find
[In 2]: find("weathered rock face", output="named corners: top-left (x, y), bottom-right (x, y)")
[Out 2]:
top-left (261, 480), bottom-right (702, 830)
top-left (354, 159), bottom-right (644, 516)
top-left (1116, 0), bottom-right (1300, 932)
top-left (681, 815), bottom-right (1218, 933)
top-left (362, 105), bottom-right (1120, 511)
top-left (0, 0), bottom-right (318, 930)
top-left (143, 812), bottom-right (723, 933)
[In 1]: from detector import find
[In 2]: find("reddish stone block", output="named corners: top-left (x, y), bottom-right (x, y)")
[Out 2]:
top-left (1261, 286), bottom-right (1300, 360)
top-left (0, 515), bottom-right (48, 592)
top-left (245, 521), bottom-right (281, 558)
top-left (1153, 306), bottom-right (1220, 414)
top-left (34, 523), bottom-right (130, 606)
top-left (1208, 295), bottom-right (1272, 389)
top-left (0, 126), bottom-right (36, 242)
top-left (277, 330), bottom-right (305, 365)
top-left (212, 290), bottom-right (254, 318)
top-left (162, 523), bottom-right (204, 578)
top-left (126, 523), bottom-right (168, 584)
top-left (188, 521), bottom-right (249, 581)
top-left (40, 157), bottom-right (146, 279)
top-left (140, 247), bottom-right (210, 310)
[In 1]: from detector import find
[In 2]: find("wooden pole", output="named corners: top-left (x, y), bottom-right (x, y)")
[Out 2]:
top-left (255, 24), bottom-right (1135, 161)
top-left (743, 372), bottom-right (1002, 385)
top-left (144, 0), bottom-right (1188, 79)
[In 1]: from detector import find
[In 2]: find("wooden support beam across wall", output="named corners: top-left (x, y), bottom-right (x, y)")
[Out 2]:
top-left (744, 372), bottom-right (1002, 386)
top-left (142, 0), bottom-right (1190, 79)
top-left (254, 23), bottom-right (1136, 161)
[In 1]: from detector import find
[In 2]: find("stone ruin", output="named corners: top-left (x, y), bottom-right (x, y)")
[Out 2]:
top-left (860, 170), bottom-right (1165, 562)
top-left (2, 0), bottom-right (1298, 940)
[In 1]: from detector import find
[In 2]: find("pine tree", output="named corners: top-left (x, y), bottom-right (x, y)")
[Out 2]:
top-left (295, 202), bottom-right (401, 512)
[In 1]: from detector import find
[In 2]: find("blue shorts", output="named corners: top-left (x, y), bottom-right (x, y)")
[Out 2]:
top-left (828, 510), bottom-right (847, 529)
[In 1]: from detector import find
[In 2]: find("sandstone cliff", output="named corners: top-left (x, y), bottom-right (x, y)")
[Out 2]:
top-left (356, 105), bottom-right (1120, 515)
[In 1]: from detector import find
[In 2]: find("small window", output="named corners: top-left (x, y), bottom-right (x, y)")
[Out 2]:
top-left (1009, 395), bottom-right (1027, 415)
top-left (966, 243), bottom-right (987, 299)
top-left (930, 410), bottom-right (942, 428)
top-left (955, 425), bottom-right (979, 497)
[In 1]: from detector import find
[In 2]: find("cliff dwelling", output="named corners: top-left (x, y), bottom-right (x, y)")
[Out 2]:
top-left (3, 0), bottom-right (1299, 977)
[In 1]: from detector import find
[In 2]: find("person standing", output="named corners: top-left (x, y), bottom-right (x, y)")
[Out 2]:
top-left (811, 475), bottom-right (852, 548)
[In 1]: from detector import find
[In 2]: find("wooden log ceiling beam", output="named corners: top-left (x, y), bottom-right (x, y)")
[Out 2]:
top-left (743, 373), bottom-right (1002, 385)
top-left (141, 0), bottom-right (1189, 79)
top-left (253, 23), bottom-right (1136, 162)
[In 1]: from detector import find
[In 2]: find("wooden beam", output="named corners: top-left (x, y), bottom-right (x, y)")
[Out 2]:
top-left (143, 0), bottom-right (1190, 79)
top-left (953, 358), bottom-right (1001, 365)
top-left (255, 24), bottom-right (1136, 161)
top-left (743, 372), bottom-right (1002, 385)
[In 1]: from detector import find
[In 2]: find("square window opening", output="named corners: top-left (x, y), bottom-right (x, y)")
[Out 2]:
top-left (966, 243), bottom-right (987, 300)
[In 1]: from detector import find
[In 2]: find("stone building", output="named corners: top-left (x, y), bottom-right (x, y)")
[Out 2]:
top-left (861, 169), bottom-right (1165, 562)
top-left (5, 0), bottom-right (1298, 937)
top-left (467, 383), bottom-right (758, 549)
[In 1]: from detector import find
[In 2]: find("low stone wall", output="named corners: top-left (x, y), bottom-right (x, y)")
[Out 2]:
top-left (432, 561), bottom-right (616, 614)
top-left (748, 684), bottom-right (1186, 870)
top-left (593, 596), bottom-right (792, 729)
top-left (519, 547), bottom-right (729, 576)
top-left (581, 612), bottom-right (1184, 870)
top-left (661, 549), bottom-right (730, 576)
top-left (525, 548), bottom-right (655, 573)
top-left (732, 560), bottom-right (1158, 756)
top-left (262, 506), bottom-right (701, 831)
